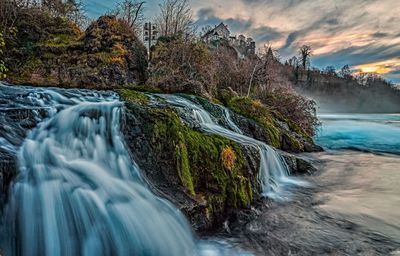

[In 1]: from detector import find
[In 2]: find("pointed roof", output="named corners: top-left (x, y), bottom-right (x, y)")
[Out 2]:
top-left (201, 22), bottom-right (230, 39)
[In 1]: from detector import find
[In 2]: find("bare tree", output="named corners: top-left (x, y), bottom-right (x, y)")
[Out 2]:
top-left (155, 0), bottom-right (193, 37)
top-left (200, 25), bottom-right (212, 37)
top-left (338, 64), bottom-right (352, 79)
top-left (113, 0), bottom-right (145, 31)
top-left (298, 45), bottom-right (312, 70)
top-left (0, 0), bottom-right (22, 35)
top-left (0, 31), bottom-right (7, 78)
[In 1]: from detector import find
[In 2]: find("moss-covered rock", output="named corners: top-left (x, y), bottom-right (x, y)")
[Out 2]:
top-left (119, 90), bottom-right (259, 232)
top-left (5, 14), bottom-right (147, 89)
top-left (227, 96), bottom-right (322, 153)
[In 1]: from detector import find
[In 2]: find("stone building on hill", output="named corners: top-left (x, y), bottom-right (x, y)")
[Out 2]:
top-left (201, 22), bottom-right (256, 57)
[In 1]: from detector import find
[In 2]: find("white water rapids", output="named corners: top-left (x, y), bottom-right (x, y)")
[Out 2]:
top-left (0, 85), bottom-right (310, 256)
top-left (0, 86), bottom-right (251, 256)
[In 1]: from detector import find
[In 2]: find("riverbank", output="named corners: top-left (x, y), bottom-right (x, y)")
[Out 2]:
top-left (0, 84), bottom-right (319, 254)
top-left (213, 150), bottom-right (400, 255)
top-left (205, 113), bottom-right (400, 255)
top-left (1, 90), bottom-right (400, 255)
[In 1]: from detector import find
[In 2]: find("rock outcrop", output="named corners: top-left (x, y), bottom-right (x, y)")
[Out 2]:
top-left (119, 89), bottom-right (261, 232)
top-left (118, 89), bottom-right (319, 232)
top-left (0, 86), bottom-right (319, 232)
top-left (5, 13), bottom-right (147, 89)
top-left (0, 100), bottom-right (48, 212)
top-left (188, 94), bottom-right (322, 153)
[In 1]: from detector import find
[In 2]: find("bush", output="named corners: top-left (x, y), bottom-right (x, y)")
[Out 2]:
top-left (0, 32), bottom-right (7, 78)
top-left (259, 87), bottom-right (319, 137)
top-left (149, 39), bottom-right (319, 137)
top-left (148, 34), bottom-right (212, 95)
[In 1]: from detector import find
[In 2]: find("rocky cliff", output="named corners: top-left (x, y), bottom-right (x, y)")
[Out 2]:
top-left (4, 13), bottom-right (147, 89)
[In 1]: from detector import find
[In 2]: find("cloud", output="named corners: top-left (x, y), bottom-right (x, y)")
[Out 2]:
top-left (191, 0), bottom-right (400, 83)
top-left (354, 58), bottom-right (400, 78)
top-left (82, 0), bottom-right (400, 83)
top-left (194, 7), bottom-right (282, 44)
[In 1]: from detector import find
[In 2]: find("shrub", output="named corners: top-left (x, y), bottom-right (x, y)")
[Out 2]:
top-left (0, 32), bottom-right (7, 78)
top-left (221, 146), bottom-right (237, 172)
top-left (148, 34), bottom-right (213, 94)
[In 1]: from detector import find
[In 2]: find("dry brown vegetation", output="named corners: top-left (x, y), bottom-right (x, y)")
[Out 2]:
top-left (148, 35), bottom-right (319, 136)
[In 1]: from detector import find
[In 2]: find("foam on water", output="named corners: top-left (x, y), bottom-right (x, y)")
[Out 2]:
top-left (0, 85), bottom-right (248, 256)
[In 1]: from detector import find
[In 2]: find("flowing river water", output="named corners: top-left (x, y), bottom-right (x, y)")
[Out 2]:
top-left (220, 114), bottom-right (400, 255)
top-left (1, 84), bottom-right (400, 255)
top-left (0, 85), bottom-right (252, 256)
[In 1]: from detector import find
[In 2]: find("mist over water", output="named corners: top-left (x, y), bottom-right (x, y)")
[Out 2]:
top-left (2, 83), bottom-right (399, 255)
top-left (313, 113), bottom-right (400, 246)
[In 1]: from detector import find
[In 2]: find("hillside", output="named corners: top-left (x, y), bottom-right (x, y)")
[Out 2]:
top-left (3, 11), bottom-right (147, 89)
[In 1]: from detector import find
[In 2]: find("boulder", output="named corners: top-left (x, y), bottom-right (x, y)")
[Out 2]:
top-left (281, 152), bottom-right (318, 175)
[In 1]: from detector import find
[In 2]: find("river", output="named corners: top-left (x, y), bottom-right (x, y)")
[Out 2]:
top-left (224, 114), bottom-right (400, 255)
top-left (314, 114), bottom-right (400, 246)
top-left (1, 84), bottom-right (399, 255)
top-left (0, 84), bottom-right (250, 256)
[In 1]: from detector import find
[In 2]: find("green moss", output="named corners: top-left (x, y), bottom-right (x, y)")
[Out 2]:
top-left (175, 142), bottom-right (195, 196)
top-left (118, 89), bottom-right (149, 105)
top-left (132, 84), bottom-right (162, 93)
top-left (39, 33), bottom-right (78, 48)
top-left (147, 107), bottom-right (253, 216)
top-left (228, 97), bottom-right (281, 148)
top-left (286, 119), bottom-right (312, 141)
top-left (284, 133), bottom-right (302, 152)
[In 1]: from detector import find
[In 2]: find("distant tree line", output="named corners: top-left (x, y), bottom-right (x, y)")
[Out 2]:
top-left (282, 45), bottom-right (400, 112)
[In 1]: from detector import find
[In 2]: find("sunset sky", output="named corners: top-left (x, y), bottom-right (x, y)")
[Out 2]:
top-left (84, 0), bottom-right (400, 84)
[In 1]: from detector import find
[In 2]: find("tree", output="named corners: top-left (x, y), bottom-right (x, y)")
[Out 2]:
top-left (200, 25), bottom-right (212, 37)
top-left (24, 0), bottom-right (88, 27)
top-left (113, 0), bottom-right (145, 31)
top-left (149, 35), bottom-right (212, 93)
top-left (155, 0), bottom-right (193, 37)
top-left (0, 0), bottom-right (21, 35)
top-left (298, 45), bottom-right (312, 70)
top-left (288, 56), bottom-right (299, 67)
top-left (0, 32), bottom-right (7, 78)
top-left (338, 64), bottom-right (352, 79)
top-left (324, 65), bottom-right (336, 75)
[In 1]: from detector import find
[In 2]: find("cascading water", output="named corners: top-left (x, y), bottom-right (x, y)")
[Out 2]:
top-left (157, 95), bottom-right (307, 200)
top-left (0, 85), bottom-right (247, 256)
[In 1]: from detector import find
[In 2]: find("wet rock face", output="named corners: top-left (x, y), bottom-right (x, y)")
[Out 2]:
top-left (281, 153), bottom-right (318, 176)
top-left (188, 95), bottom-right (323, 154)
top-left (0, 149), bottom-right (16, 212)
top-left (0, 107), bottom-right (47, 212)
top-left (119, 91), bottom-right (319, 232)
top-left (120, 95), bottom-right (261, 233)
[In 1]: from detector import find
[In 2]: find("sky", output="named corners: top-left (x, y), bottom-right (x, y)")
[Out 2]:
top-left (84, 0), bottom-right (400, 84)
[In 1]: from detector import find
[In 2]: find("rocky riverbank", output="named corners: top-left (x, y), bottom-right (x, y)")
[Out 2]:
top-left (0, 12), bottom-right (322, 236)
top-left (119, 89), bottom-right (320, 232)
top-left (0, 85), bottom-right (320, 234)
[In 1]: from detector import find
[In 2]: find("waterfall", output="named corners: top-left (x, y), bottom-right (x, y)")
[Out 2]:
top-left (0, 86), bottom-right (246, 256)
top-left (158, 95), bottom-right (307, 200)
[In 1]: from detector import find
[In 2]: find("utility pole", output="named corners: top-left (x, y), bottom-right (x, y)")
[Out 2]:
top-left (143, 22), bottom-right (158, 63)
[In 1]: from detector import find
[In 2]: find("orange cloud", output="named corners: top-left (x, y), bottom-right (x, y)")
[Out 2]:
top-left (354, 58), bottom-right (400, 75)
